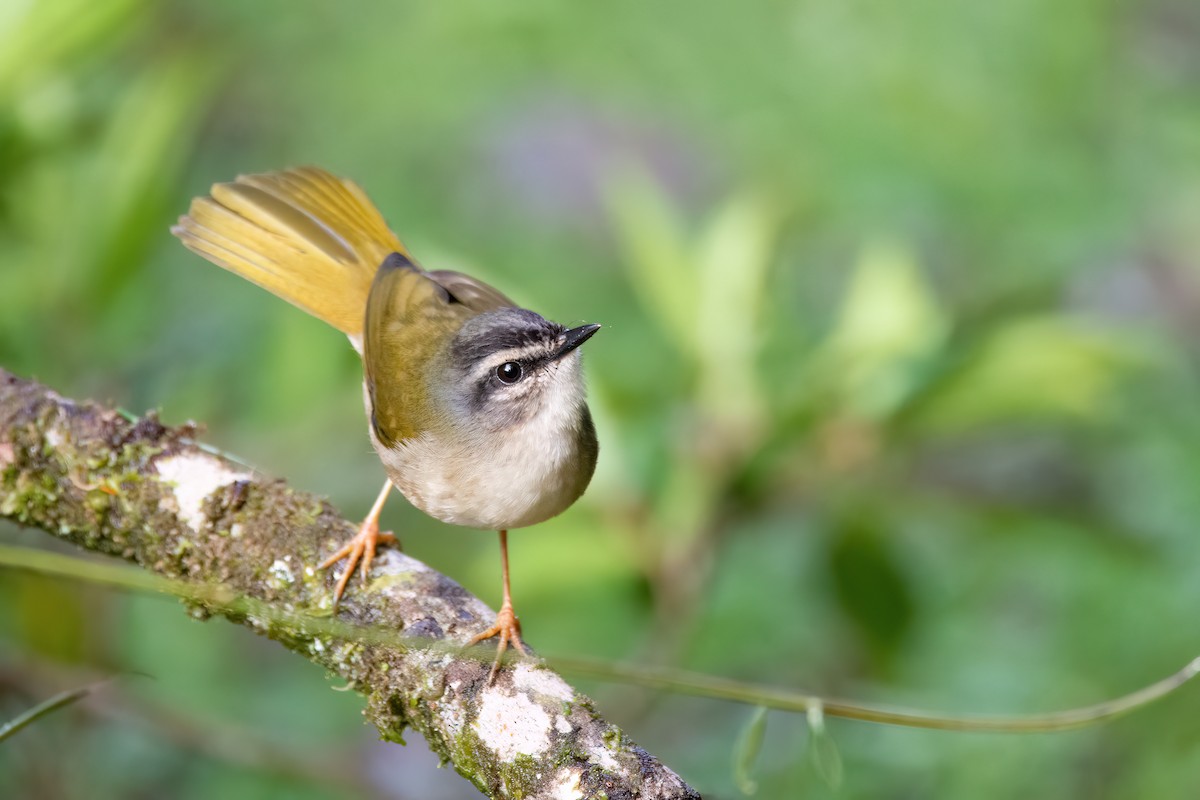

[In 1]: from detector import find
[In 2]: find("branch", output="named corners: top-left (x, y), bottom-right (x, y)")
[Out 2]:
top-left (0, 368), bottom-right (700, 800)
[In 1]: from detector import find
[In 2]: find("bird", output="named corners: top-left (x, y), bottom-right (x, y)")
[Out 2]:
top-left (171, 166), bottom-right (600, 680)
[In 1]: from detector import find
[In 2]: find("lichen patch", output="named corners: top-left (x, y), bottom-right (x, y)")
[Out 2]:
top-left (589, 743), bottom-right (620, 772)
top-left (548, 767), bottom-right (584, 800)
top-left (155, 453), bottom-right (251, 531)
top-left (512, 662), bottom-right (575, 703)
top-left (268, 558), bottom-right (295, 588)
top-left (45, 427), bottom-right (64, 449)
top-left (437, 694), bottom-right (469, 740)
top-left (474, 686), bottom-right (552, 760)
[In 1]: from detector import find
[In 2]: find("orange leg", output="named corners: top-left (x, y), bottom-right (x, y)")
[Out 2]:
top-left (469, 530), bottom-right (530, 682)
top-left (320, 479), bottom-right (396, 610)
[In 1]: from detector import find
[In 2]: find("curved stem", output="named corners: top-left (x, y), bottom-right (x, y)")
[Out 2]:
top-left (547, 655), bottom-right (1200, 732)
top-left (1, 543), bottom-right (1195, 735)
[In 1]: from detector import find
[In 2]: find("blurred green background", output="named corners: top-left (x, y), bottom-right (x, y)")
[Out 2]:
top-left (3, 1), bottom-right (1200, 797)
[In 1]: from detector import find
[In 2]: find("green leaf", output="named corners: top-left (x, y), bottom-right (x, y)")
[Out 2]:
top-left (805, 703), bottom-right (844, 791)
top-left (78, 48), bottom-right (222, 306)
top-left (605, 166), bottom-right (698, 357)
top-left (732, 705), bottom-right (769, 795)
top-left (910, 315), bottom-right (1147, 432)
top-left (814, 242), bottom-right (949, 420)
top-left (828, 510), bottom-right (914, 663)
top-left (0, 0), bottom-right (145, 98)
top-left (0, 681), bottom-right (106, 743)
top-left (694, 191), bottom-right (780, 428)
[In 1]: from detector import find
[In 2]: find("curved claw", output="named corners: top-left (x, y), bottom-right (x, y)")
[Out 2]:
top-left (469, 602), bottom-right (530, 683)
top-left (320, 519), bottom-right (396, 610)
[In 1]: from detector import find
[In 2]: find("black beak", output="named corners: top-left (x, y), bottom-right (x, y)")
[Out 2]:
top-left (554, 323), bottom-right (601, 359)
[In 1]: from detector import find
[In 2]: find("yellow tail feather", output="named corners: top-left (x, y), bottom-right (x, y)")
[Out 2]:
top-left (172, 166), bottom-right (408, 337)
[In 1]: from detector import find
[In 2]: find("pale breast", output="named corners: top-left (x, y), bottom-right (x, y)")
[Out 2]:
top-left (371, 424), bottom-right (594, 530)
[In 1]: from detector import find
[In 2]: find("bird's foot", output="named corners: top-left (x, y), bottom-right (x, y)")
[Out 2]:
top-left (319, 516), bottom-right (397, 610)
top-left (469, 602), bottom-right (530, 684)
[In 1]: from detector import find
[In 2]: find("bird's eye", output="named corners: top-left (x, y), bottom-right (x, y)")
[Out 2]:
top-left (495, 361), bottom-right (523, 384)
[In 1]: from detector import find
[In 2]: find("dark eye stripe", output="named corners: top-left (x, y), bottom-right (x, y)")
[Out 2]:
top-left (451, 309), bottom-right (566, 364)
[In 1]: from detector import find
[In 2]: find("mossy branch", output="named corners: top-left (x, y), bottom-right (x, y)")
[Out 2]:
top-left (0, 368), bottom-right (700, 800)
